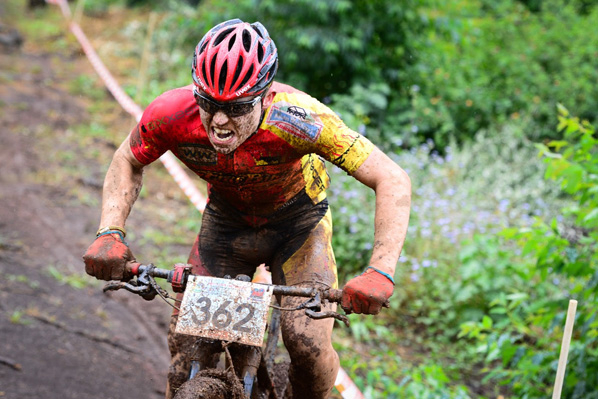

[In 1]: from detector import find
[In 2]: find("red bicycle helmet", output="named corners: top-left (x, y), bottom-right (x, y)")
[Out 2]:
top-left (192, 19), bottom-right (278, 101)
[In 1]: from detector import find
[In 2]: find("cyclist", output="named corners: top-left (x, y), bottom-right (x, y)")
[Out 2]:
top-left (83, 19), bottom-right (411, 399)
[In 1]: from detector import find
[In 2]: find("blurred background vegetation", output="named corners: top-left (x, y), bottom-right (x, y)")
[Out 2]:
top-left (17, 0), bottom-right (598, 397)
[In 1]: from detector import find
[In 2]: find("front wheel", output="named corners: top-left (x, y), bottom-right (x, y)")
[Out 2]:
top-left (173, 369), bottom-right (245, 399)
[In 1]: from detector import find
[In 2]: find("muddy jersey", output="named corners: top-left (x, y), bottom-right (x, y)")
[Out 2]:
top-left (129, 81), bottom-right (375, 215)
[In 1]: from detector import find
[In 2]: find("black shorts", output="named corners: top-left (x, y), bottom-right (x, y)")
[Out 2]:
top-left (194, 189), bottom-right (338, 288)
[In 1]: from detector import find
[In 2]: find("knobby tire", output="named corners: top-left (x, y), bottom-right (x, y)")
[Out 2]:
top-left (173, 369), bottom-right (245, 399)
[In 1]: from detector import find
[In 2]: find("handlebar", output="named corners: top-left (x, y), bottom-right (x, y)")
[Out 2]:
top-left (103, 262), bottom-right (350, 325)
top-left (125, 262), bottom-right (344, 303)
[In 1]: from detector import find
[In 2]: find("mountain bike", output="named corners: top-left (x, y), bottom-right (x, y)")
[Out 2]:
top-left (104, 263), bottom-right (350, 399)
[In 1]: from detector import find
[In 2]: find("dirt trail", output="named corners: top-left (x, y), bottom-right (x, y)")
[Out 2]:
top-left (0, 12), bottom-right (183, 399)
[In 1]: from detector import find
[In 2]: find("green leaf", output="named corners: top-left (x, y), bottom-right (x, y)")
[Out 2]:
top-left (557, 103), bottom-right (569, 117)
top-left (482, 315), bottom-right (493, 330)
top-left (583, 208), bottom-right (598, 225)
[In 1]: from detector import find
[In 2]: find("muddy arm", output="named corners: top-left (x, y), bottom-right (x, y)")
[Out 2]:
top-left (99, 135), bottom-right (145, 228)
top-left (351, 147), bottom-right (412, 279)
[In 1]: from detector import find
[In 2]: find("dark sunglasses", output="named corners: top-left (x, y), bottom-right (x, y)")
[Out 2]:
top-left (193, 88), bottom-right (262, 117)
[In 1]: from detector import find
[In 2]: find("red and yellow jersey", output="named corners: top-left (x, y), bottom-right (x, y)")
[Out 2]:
top-left (130, 81), bottom-right (374, 215)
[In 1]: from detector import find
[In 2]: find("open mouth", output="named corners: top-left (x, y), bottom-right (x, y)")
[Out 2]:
top-left (211, 127), bottom-right (235, 144)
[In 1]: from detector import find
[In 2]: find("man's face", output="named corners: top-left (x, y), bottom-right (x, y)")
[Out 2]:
top-left (196, 90), bottom-right (274, 155)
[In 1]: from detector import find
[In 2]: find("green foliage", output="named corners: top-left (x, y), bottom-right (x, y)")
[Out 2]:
top-left (112, 0), bottom-right (598, 153)
top-left (10, 310), bottom-right (31, 325)
top-left (406, 0), bottom-right (598, 148)
top-left (236, 0), bottom-right (423, 101)
top-left (335, 325), bottom-right (473, 398)
top-left (48, 266), bottom-right (92, 289)
top-left (459, 108), bottom-right (598, 398)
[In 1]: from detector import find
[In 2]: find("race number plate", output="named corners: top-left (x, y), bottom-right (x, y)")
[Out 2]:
top-left (175, 276), bottom-right (274, 347)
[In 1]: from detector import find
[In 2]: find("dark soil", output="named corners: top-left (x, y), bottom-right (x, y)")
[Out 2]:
top-left (0, 10), bottom-right (186, 399)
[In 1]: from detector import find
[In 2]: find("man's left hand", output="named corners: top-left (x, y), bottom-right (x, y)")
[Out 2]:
top-left (341, 268), bottom-right (394, 314)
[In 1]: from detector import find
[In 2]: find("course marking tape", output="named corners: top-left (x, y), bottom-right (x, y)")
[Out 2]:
top-left (46, 1), bottom-right (367, 396)
top-left (335, 367), bottom-right (366, 399)
top-left (49, 0), bottom-right (206, 213)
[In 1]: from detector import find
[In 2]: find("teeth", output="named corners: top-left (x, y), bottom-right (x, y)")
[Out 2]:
top-left (213, 127), bottom-right (233, 139)
top-left (214, 127), bottom-right (231, 134)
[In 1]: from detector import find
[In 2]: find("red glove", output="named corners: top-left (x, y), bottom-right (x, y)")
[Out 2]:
top-left (341, 267), bottom-right (394, 314)
top-left (83, 232), bottom-right (135, 281)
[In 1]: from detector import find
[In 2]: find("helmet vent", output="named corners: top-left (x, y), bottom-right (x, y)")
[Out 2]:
top-left (233, 57), bottom-right (244, 86)
top-left (228, 34), bottom-right (236, 51)
top-left (201, 60), bottom-right (208, 85)
top-left (209, 55), bottom-right (217, 85)
top-left (214, 28), bottom-right (235, 46)
top-left (251, 24), bottom-right (264, 39)
top-left (257, 44), bottom-right (264, 63)
top-left (219, 60), bottom-right (228, 94)
top-left (199, 40), bottom-right (208, 54)
top-left (238, 64), bottom-right (254, 90)
top-left (242, 29), bottom-right (252, 52)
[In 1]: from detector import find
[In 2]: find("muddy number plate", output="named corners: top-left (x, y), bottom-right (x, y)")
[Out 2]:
top-left (175, 276), bottom-right (273, 347)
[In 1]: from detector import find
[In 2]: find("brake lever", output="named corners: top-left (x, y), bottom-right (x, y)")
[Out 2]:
top-left (297, 291), bottom-right (322, 312)
top-left (102, 278), bottom-right (157, 300)
top-left (305, 309), bottom-right (350, 327)
top-left (299, 291), bottom-right (351, 327)
top-left (103, 282), bottom-right (127, 292)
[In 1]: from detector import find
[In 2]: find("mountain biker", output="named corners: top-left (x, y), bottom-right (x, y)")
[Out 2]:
top-left (83, 19), bottom-right (411, 399)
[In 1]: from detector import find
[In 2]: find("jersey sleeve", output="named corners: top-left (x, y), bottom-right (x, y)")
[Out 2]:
top-left (262, 91), bottom-right (375, 175)
top-left (129, 90), bottom-right (182, 165)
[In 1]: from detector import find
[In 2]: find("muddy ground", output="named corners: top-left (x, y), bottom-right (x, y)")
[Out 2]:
top-left (0, 8), bottom-right (196, 399)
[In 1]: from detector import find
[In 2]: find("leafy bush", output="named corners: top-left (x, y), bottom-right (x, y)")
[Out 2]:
top-left (460, 107), bottom-right (598, 398)
top-left (334, 326), bottom-right (473, 399)
top-left (407, 0), bottom-right (598, 148)
top-left (330, 121), bottom-right (562, 284)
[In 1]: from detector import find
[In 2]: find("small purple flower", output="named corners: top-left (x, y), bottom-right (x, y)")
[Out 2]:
top-left (410, 273), bottom-right (420, 282)
top-left (498, 199), bottom-right (510, 213)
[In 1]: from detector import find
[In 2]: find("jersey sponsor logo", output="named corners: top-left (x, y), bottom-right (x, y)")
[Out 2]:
top-left (287, 106), bottom-right (307, 119)
top-left (178, 143), bottom-right (218, 166)
top-left (144, 104), bottom-right (196, 131)
top-left (267, 103), bottom-right (323, 142)
top-left (197, 169), bottom-right (289, 185)
top-left (250, 287), bottom-right (266, 301)
top-left (253, 155), bottom-right (284, 166)
top-left (306, 155), bottom-right (328, 192)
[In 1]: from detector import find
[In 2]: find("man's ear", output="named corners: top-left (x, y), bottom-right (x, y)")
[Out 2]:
top-left (262, 88), bottom-right (276, 109)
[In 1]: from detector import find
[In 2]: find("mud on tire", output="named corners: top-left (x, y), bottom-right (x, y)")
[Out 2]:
top-left (173, 369), bottom-right (245, 399)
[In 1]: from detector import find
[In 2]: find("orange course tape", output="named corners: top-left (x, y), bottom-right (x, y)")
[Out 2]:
top-left (46, 1), bottom-right (365, 397)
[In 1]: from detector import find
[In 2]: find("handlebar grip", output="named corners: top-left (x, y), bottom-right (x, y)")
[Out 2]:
top-left (127, 262), bottom-right (142, 276)
top-left (324, 288), bottom-right (343, 304)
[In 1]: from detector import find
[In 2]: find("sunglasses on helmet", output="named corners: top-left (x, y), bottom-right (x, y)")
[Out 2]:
top-left (193, 88), bottom-right (262, 117)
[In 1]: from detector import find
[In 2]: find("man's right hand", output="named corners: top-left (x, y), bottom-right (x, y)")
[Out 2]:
top-left (83, 233), bottom-right (135, 281)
